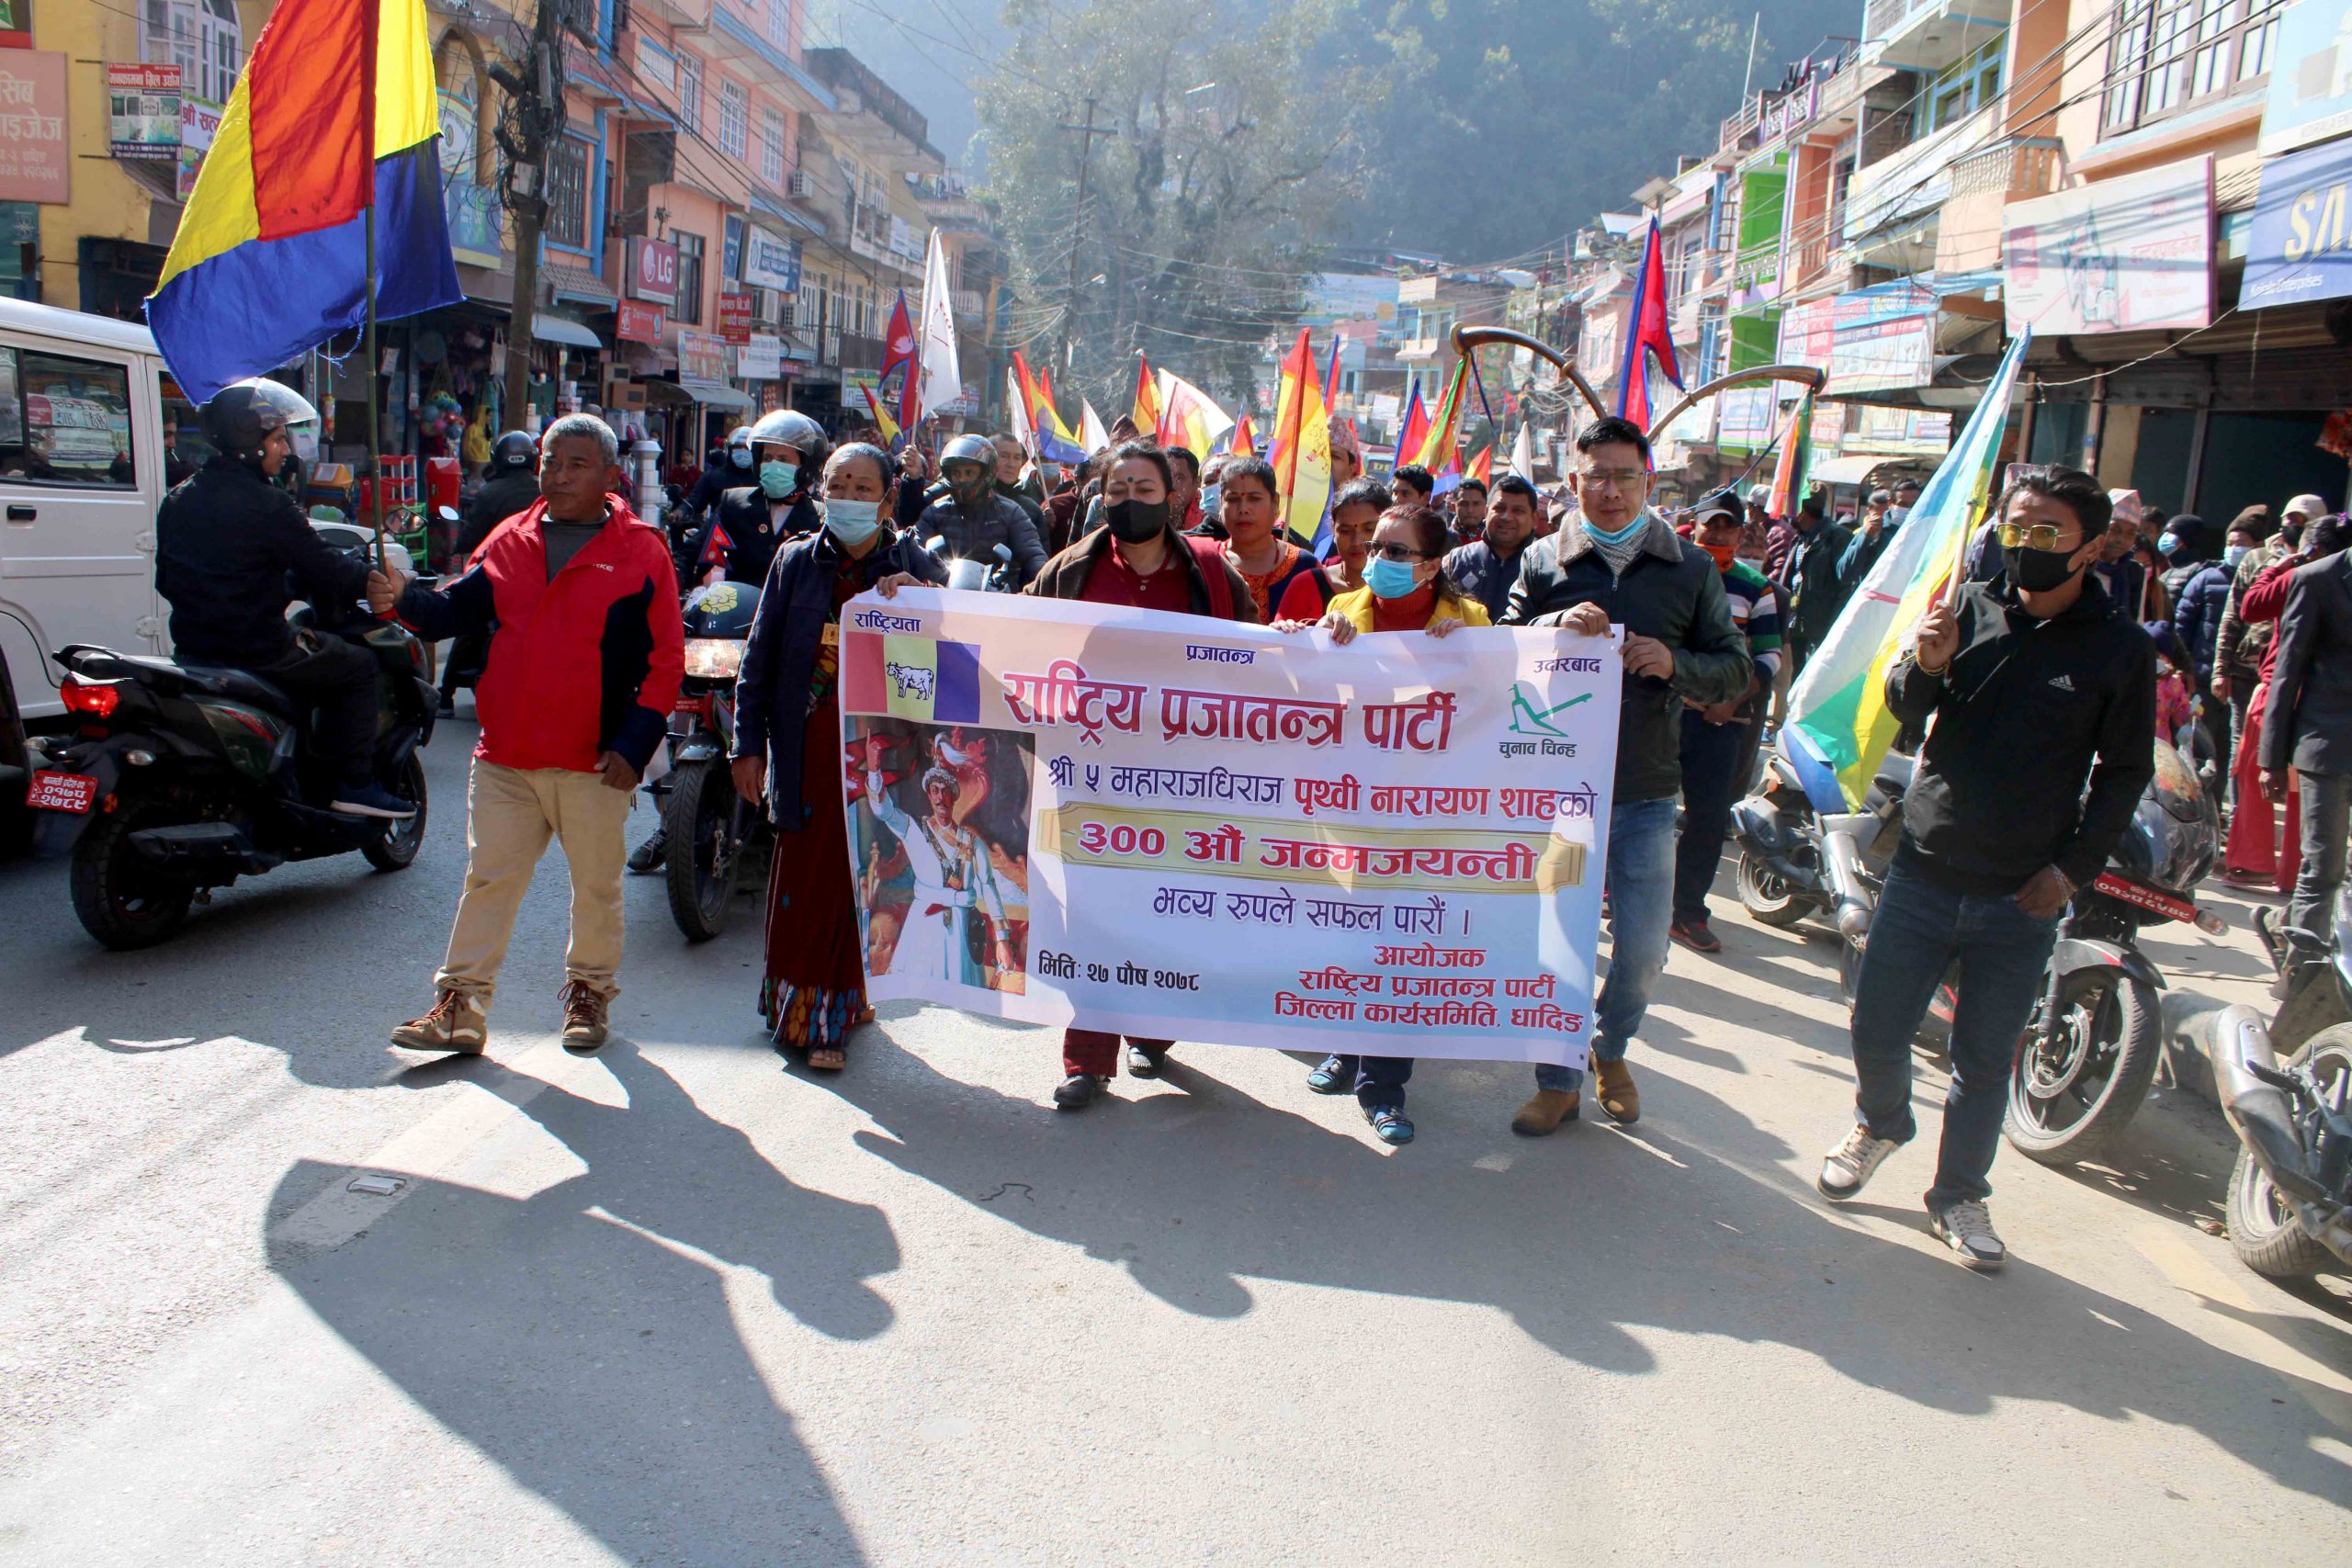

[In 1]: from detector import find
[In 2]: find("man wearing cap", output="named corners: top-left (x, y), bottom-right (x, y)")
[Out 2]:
top-left (1671, 491), bottom-right (1783, 954)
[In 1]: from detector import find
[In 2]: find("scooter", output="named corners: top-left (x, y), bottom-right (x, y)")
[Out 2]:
top-left (2207, 896), bottom-right (2352, 1279)
top-left (26, 601), bottom-right (437, 949)
top-left (1728, 737), bottom-right (1909, 1001)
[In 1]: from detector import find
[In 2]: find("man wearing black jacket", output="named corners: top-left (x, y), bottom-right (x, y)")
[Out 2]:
top-left (1818, 467), bottom-right (2154, 1270)
top-left (2260, 532), bottom-right (2352, 956)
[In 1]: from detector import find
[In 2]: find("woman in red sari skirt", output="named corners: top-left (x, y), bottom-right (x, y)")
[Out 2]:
top-left (731, 443), bottom-right (944, 1068)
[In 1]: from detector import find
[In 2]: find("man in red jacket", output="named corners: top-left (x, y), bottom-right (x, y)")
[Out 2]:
top-left (372, 414), bottom-right (684, 1053)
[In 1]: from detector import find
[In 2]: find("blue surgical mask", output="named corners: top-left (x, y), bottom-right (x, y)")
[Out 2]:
top-left (1582, 514), bottom-right (1645, 547)
top-left (759, 460), bottom-right (797, 499)
top-left (1365, 556), bottom-right (1422, 599)
top-left (2224, 543), bottom-right (2250, 569)
top-left (2158, 531), bottom-right (2182, 557)
top-left (824, 498), bottom-right (882, 547)
top-left (729, 446), bottom-right (752, 469)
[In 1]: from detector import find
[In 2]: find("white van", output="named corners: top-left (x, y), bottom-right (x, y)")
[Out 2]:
top-left (0, 299), bottom-right (195, 726)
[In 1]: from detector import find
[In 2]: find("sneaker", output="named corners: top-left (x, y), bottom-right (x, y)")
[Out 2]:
top-left (1306, 1055), bottom-right (1351, 1094)
top-left (1125, 1042), bottom-right (1170, 1077)
top-left (1053, 1073), bottom-right (1106, 1111)
top-left (1817, 1124), bottom-right (1900, 1201)
top-left (560, 982), bottom-right (609, 1051)
top-left (332, 780), bottom-right (419, 818)
top-left (1928, 1200), bottom-right (2007, 1269)
top-left (390, 989), bottom-right (487, 1054)
top-left (1669, 916), bottom-right (1723, 954)
top-left (1364, 1103), bottom-right (1414, 1145)
top-left (626, 828), bottom-right (668, 874)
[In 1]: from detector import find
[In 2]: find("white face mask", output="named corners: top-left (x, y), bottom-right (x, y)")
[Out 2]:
top-left (1887, 504), bottom-right (1911, 525)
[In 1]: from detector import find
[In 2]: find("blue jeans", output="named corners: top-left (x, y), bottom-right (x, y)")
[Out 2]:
top-left (1848, 854), bottom-right (2060, 1210)
top-left (1536, 795), bottom-right (1678, 1094)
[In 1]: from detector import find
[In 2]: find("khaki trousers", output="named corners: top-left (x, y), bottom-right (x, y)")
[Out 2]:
top-left (435, 760), bottom-right (633, 1007)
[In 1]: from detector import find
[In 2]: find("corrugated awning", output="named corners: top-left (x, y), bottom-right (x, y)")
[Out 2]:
top-left (679, 378), bottom-right (753, 410)
top-left (533, 314), bottom-right (604, 350)
top-left (543, 262), bottom-right (618, 307)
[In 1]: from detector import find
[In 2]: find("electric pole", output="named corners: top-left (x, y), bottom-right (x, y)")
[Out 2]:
top-left (1054, 96), bottom-right (1105, 384)
top-left (492, 0), bottom-right (566, 434)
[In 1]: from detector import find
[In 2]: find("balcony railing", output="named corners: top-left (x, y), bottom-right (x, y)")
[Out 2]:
top-left (1938, 136), bottom-right (2062, 272)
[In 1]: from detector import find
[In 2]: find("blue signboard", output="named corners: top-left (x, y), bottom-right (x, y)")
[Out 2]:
top-left (2262, 0), bottom-right (2352, 157)
top-left (723, 212), bottom-right (744, 284)
top-left (742, 227), bottom-right (801, 295)
top-left (2245, 135), bottom-right (2352, 310)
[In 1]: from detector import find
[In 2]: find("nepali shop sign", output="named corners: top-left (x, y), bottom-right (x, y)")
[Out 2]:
top-left (616, 300), bottom-right (663, 344)
top-left (834, 590), bottom-right (1622, 1066)
top-left (2004, 155), bottom-right (2213, 336)
top-left (1775, 282), bottom-right (1938, 395)
top-left (2245, 136), bottom-right (2352, 310)
top-left (107, 64), bottom-right (181, 161)
top-left (0, 51), bottom-right (68, 205)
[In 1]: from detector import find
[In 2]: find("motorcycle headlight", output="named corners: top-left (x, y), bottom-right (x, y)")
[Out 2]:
top-left (683, 637), bottom-right (744, 681)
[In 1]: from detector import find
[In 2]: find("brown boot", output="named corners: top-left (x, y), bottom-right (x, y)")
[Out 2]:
top-left (1511, 1089), bottom-right (1579, 1137)
top-left (1596, 1057), bottom-right (1640, 1123)
top-left (560, 981), bottom-right (609, 1052)
top-left (390, 989), bottom-right (487, 1054)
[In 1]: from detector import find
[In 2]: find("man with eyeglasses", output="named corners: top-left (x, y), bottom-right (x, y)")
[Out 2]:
top-left (1817, 466), bottom-right (2154, 1270)
top-left (1500, 417), bottom-right (1751, 1135)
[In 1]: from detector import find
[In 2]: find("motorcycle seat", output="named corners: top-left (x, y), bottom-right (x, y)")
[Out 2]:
top-left (82, 652), bottom-right (296, 714)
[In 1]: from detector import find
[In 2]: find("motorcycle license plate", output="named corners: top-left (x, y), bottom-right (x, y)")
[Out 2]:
top-left (26, 770), bottom-right (97, 814)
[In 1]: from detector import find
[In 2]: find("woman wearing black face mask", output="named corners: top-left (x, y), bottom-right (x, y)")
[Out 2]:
top-left (1021, 440), bottom-right (1257, 1111)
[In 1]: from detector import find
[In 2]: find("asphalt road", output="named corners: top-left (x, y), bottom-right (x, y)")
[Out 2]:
top-left (1, 717), bottom-right (2346, 1565)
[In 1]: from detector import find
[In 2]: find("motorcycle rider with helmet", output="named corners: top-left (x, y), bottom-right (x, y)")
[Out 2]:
top-left (457, 430), bottom-right (542, 562)
top-left (677, 426), bottom-right (752, 528)
top-left (680, 408), bottom-right (825, 586)
top-left (153, 378), bottom-right (414, 818)
top-left (919, 432), bottom-right (1047, 588)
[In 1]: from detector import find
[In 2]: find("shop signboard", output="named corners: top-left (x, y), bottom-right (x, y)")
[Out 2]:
top-left (1713, 385), bottom-right (1775, 451)
top-left (436, 90), bottom-right (503, 266)
top-left (1843, 402), bottom-right (1951, 458)
top-left (0, 51), bottom-right (68, 205)
top-left (1303, 271), bottom-right (1400, 325)
top-left (742, 226), bottom-right (800, 294)
top-left (888, 214), bottom-right (922, 262)
top-left (107, 64), bottom-right (181, 161)
top-left (2004, 155), bottom-right (2212, 336)
top-left (628, 237), bottom-right (680, 305)
top-left (723, 213), bottom-right (744, 282)
top-left (717, 291), bottom-right (754, 344)
top-left (2245, 135), bottom-right (2352, 310)
top-left (0, 0), bottom-right (28, 51)
top-left (679, 329), bottom-right (731, 383)
top-left (739, 333), bottom-right (783, 379)
top-left (177, 96), bottom-right (221, 201)
top-left (2261, 0), bottom-right (2352, 156)
top-left (617, 300), bottom-right (664, 344)
top-left (1777, 281), bottom-right (1939, 396)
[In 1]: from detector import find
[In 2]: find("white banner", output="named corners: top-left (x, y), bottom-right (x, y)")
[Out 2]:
top-left (834, 590), bottom-right (1623, 1066)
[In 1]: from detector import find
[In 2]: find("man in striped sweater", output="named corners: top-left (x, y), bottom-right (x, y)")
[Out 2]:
top-left (1672, 489), bottom-right (1785, 953)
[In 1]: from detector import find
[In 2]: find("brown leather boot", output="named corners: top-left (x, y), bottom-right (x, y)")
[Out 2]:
top-left (1596, 1057), bottom-right (1640, 1123)
top-left (1510, 1088), bottom-right (1579, 1136)
top-left (560, 982), bottom-right (609, 1051)
top-left (390, 989), bottom-right (487, 1054)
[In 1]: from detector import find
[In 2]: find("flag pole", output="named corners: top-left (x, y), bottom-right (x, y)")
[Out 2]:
top-left (364, 197), bottom-right (387, 578)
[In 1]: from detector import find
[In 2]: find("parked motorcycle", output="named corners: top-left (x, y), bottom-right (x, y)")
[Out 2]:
top-left (650, 578), bottom-right (764, 942)
top-left (1728, 737), bottom-right (1909, 999)
top-left (27, 609), bottom-right (437, 949)
top-left (2207, 905), bottom-right (2352, 1277)
top-left (2001, 739), bottom-right (2223, 1164)
top-left (926, 536), bottom-right (1014, 592)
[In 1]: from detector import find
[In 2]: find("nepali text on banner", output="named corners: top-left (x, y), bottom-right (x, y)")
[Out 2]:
top-left (833, 589), bottom-right (1623, 1068)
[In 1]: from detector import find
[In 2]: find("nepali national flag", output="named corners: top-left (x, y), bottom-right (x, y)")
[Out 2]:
top-left (1613, 215), bottom-right (1683, 435)
top-left (879, 290), bottom-right (919, 428)
top-left (697, 520), bottom-right (735, 568)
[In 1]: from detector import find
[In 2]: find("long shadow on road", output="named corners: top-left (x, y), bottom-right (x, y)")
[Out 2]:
top-left (271, 1040), bottom-right (895, 1565)
top-left (824, 1029), bottom-right (2352, 1507)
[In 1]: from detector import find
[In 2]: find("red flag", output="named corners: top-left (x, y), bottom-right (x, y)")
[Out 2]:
top-left (1614, 216), bottom-right (1683, 432)
top-left (1467, 446), bottom-right (1492, 485)
top-left (879, 291), bottom-right (919, 428)
top-left (1394, 385), bottom-right (1430, 474)
top-left (696, 520), bottom-right (735, 567)
top-left (1230, 411), bottom-right (1257, 457)
top-left (1133, 355), bottom-right (1162, 437)
top-left (1322, 337), bottom-right (1341, 404)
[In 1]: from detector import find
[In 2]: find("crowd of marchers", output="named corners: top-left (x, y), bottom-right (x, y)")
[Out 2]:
top-left (154, 380), bottom-right (2352, 1275)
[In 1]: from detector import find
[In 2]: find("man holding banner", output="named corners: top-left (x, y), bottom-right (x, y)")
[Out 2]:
top-left (1500, 417), bottom-right (1751, 1135)
top-left (1817, 468), bottom-right (2153, 1270)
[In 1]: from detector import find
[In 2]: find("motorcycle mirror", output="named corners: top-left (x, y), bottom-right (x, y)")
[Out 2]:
top-left (992, 543), bottom-right (1012, 563)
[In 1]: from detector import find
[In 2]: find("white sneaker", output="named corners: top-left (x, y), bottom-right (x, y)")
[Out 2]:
top-left (1818, 1125), bottom-right (1900, 1201)
top-left (1929, 1200), bottom-right (2006, 1269)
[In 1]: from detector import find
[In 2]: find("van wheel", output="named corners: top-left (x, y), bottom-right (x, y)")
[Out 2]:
top-left (70, 800), bottom-right (196, 949)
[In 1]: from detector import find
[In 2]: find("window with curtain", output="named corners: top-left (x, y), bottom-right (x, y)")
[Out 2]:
top-left (718, 81), bottom-right (747, 160)
top-left (2101, 0), bottom-right (2282, 138)
top-left (677, 51), bottom-right (703, 136)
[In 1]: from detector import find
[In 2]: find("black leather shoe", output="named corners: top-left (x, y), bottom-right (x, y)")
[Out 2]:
top-left (1053, 1073), bottom-right (1106, 1111)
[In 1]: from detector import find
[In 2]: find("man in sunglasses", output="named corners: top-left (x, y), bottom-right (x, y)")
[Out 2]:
top-left (1500, 417), bottom-right (1751, 1135)
top-left (1817, 466), bottom-right (2154, 1270)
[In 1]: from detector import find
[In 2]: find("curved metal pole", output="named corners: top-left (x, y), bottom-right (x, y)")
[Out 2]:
top-left (1644, 363), bottom-right (1826, 446)
top-left (1451, 324), bottom-right (1607, 422)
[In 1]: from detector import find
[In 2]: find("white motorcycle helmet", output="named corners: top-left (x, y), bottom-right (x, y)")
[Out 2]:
top-left (746, 407), bottom-right (828, 468)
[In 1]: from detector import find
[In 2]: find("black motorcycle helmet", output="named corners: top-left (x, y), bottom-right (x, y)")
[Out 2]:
top-left (490, 429), bottom-right (537, 473)
top-left (198, 378), bottom-right (319, 472)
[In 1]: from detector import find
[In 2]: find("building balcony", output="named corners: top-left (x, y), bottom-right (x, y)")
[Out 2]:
top-left (1868, 0), bottom-right (2012, 74)
top-left (1845, 103), bottom-right (1991, 252)
top-left (1394, 335), bottom-right (1442, 361)
top-left (821, 329), bottom-right (889, 373)
top-left (1937, 136), bottom-right (2060, 273)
